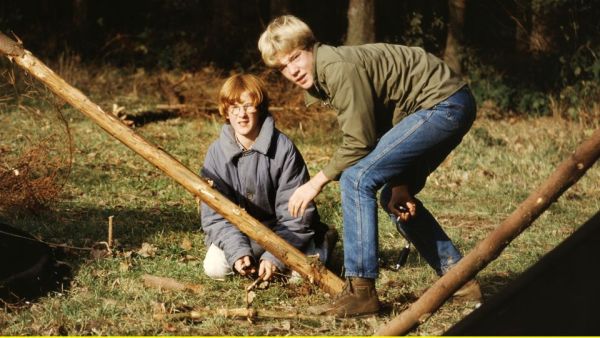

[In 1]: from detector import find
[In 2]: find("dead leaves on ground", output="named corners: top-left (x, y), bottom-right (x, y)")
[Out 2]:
top-left (88, 238), bottom-right (199, 273)
top-left (89, 241), bottom-right (157, 260)
top-left (137, 242), bottom-right (158, 258)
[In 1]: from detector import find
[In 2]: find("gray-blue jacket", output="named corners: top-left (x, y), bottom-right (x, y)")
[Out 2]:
top-left (200, 115), bottom-right (321, 270)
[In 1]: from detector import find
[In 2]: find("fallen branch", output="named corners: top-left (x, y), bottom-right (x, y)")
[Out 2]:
top-left (159, 307), bottom-right (332, 322)
top-left (375, 127), bottom-right (600, 335)
top-left (142, 274), bottom-right (203, 294)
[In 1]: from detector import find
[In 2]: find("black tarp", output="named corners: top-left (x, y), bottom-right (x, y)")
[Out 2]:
top-left (445, 211), bottom-right (600, 336)
top-left (0, 222), bottom-right (70, 302)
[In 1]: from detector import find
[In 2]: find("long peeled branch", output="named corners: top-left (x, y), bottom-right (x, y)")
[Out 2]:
top-left (159, 307), bottom-right (332, 321)
top-left (376, 127), bottom-right (600, 335)
top-left (0, 32), bottom-right (344, 296)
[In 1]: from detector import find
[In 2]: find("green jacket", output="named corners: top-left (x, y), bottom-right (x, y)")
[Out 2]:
top-left (305, 43), bottom-right (465, 180)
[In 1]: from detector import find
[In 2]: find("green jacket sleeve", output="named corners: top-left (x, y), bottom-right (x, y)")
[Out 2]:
top-left (322, 62), bottom-right (378, 180)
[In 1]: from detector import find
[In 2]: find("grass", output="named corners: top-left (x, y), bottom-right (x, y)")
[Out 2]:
top-left (1, 64), bottom-right (599, 335)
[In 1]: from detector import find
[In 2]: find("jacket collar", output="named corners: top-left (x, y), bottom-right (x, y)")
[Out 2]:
top-left (304, 42), bottom-right (328, 107)
top-left (221, 115), bottom-right (275, 162)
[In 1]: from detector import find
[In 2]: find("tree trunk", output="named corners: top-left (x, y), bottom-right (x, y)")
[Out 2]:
top-left (345, 0), bottom-right (375, 46)
top-left (529, 0), bottom-right (559, 55)
top-left (0, 33), bottom-right (345, 296)
top-left (375, 127), bottom-right (600, 335)
top-left (529, 5), bottom-right (554, 54)
top-left (443, 0), bottom-right (466, 75)
top-left (514, 0), bottom-right (530, 54)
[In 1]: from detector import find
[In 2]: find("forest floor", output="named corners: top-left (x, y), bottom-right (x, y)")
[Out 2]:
top-left (0, 63), bottom-right (599, 335)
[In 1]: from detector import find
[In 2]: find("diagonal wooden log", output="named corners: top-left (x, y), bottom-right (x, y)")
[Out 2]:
top-left (376, 127), bottom-right (600, 335)
top-left (0, 32), bottom-right (344, 296)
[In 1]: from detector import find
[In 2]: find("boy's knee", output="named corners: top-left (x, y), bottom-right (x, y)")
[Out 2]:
top-left (340, 167), bottom-right (360, 189)
top-left (203, 260), bottom-right (231, 280)
top-left (203, 244), bottom-right (232, 280)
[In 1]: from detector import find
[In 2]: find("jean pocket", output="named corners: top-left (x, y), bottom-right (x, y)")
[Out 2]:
top-left (432, 96), bottom-right (474, 131)
top-left (425, 106), bottom-right (462, 132)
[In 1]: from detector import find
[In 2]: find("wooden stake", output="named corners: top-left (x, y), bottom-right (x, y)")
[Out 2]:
top-left (107, 215), bottom-right (114, 248)
top-left (0, 33), bottom-right (344, 296)
top-left (375, 127), bottom-right (600, 335)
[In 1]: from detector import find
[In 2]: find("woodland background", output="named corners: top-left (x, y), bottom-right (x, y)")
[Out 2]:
top-left (2, 0), bottom-right (600, 118)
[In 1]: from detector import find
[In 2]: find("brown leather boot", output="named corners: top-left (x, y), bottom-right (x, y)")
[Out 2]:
top-left (453, 279), bottom-right (483, 302)
top-left (308, 277), bottom-right (380, 317)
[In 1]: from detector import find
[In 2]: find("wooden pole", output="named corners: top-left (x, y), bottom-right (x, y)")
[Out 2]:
top-left (158, 306), bottom-right (333, 321)
top-left (107, 215), bottom-right (114, 248)
top-left (0, 33), bottom-right (344, 296)
top-left (376, 127), bottom-right (600, 335)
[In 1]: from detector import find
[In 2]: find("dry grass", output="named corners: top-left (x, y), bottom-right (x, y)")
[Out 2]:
top-left (0, 58), bottom-right (599, 335)
top-left (0, 66), bottom-right (72, 213)
top-left (0, 144), bottom-right (63, 212)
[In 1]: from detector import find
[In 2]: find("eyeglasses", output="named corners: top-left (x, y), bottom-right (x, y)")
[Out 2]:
top-left (228, 104), bottom-right (257, 116)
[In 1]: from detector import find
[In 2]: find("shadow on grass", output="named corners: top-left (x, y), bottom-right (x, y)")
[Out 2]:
top-left (477, 272), bottom-right (520, 298)
top-left (0, 204), bottom-right (200, 301)
top-left (376, 246), bottom-right (521, 315)
top-left (123, 110), bottom-right (180, 127)
top-left (1, 204), bottom-right (200, 248)
top-left (379, 246), bottom-right (423, 271)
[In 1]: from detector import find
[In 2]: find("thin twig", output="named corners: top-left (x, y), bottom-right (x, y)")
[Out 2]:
top-left (0, 229), bottom-right (92, 251)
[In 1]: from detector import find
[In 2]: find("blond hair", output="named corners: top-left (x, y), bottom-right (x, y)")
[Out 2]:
top-left (218, 74), bottom-right (269, 119)
top-left (258, 15), bottom-right (316, 68)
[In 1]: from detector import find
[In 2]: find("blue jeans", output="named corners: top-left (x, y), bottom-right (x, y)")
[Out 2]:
top-left (339, 86), bottom-right (476, 279)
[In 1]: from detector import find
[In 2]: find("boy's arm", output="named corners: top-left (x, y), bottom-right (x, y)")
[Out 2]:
top-left (321, 62), bottom-right (378, 181)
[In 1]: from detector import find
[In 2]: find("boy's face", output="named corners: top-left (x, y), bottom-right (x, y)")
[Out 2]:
top-left (277, 48), bottom-right (314, 90)
top-left (227, 91), bottom-right (261, 142)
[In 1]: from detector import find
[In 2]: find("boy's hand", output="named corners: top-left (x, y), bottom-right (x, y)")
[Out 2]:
top-left (234, 256), bottom-right (256, 276)
top-left (258, 259), bottom-right (278, 281)
top-left (288, 171), bottom-right (330, 218)
top-left (288, 182), bottom-right (319, 218)
top-left (388, 184), bottom-right (417, 222)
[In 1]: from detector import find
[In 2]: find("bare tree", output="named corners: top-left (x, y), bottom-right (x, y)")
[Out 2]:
top-left (345, 0), bottom-right (375, 46)
top-left (514, 0), bottom-right (530, 54)
top-left (528, 1), bottom-right (557, 55)
top-left (443, 0), bottom-right (466, 75)
top-left (512, 0), bottom-right (558, 56)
